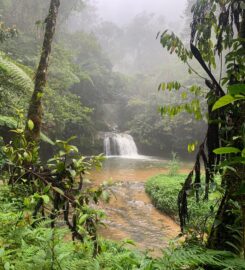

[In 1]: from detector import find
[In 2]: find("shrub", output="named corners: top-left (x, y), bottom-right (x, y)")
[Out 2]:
top-left (145, 174), bottom-right (221, 235)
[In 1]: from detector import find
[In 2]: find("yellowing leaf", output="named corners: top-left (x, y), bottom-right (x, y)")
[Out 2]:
top-left (188, 143), bottom-right (196, 153)
top-left (28, 119), bottom-right (34, 130)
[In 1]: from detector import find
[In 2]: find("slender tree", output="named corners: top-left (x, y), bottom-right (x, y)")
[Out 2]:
top-left (26, 0), bottom-right (60, 142)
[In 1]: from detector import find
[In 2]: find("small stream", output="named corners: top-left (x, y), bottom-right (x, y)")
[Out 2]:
top-left (90, 156), bottom-right (191, 253)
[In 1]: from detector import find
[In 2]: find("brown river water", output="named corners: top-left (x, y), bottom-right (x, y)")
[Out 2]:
top-left (90, 156), bottom-right (191, 253)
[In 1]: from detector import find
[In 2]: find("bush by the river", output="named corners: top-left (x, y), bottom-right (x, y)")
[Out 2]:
top-left (145, 174), bottom-right (222, 233)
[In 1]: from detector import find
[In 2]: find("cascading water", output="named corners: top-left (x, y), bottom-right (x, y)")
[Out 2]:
top-left (104, 133), bottom-right (138, 156)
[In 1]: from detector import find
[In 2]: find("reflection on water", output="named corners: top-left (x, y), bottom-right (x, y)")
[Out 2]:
top-left (91, 155), bottom-right (190, 182)
top-left (90, 156), bottom-right (190, 253)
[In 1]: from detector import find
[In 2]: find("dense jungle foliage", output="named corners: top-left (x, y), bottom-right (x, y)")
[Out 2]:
top-left (0, 0), bottom-right (205, 158)
top-left (0, 0), bottom-right (244, 269)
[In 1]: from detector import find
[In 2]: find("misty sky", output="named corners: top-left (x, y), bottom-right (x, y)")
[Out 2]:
top-left (92, 0), bottom-right (187, 25)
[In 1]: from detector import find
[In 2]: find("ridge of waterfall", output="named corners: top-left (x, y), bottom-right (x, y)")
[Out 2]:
top-left (104, 133), bottom-right (138, 157)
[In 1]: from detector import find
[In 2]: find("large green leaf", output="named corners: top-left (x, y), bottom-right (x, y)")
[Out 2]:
top-left (212, 95), bottom-right (236, 111)
top-left (213, 147), bottom-right (241, 155)
top-left (40, 132), bottom-right (55, 145)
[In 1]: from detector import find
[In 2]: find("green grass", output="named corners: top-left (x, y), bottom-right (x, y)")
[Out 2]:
top-left (145, 174), bottom-right (183, 219)
top-left (145, 174), bottom-right (221, 232)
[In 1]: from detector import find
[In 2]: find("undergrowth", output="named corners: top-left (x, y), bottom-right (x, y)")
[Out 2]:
top-left (0, 184), bottom-right (143, 270)
top-left (145, 174), bottom-right (222, 234)
top-left (0, 183), bottom-right (244, 269)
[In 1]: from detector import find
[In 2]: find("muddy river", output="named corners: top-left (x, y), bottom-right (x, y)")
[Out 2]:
top-left (90, 156), bottom-right (190, 253)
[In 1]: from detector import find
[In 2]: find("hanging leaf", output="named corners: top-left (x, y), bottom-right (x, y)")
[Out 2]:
top-left (27, 119), bottom-right (34, 130)
top-left (212, 93), bottom-right (245, 111)
top-left (40, 132), bottom-right (55, 145)
top-left (212, 95), bottom-right (236, 111)
top-left (213, 147), bottom-right (241, 154)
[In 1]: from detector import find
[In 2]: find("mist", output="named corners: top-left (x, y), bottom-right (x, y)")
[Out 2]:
top-left (92, 0), bottom-right (187, 26)
top-left (0, 0), bottom-right (204, 159)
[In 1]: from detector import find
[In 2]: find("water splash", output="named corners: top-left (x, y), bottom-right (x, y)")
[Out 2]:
top-left (104, 133), bottom-right (138, 157)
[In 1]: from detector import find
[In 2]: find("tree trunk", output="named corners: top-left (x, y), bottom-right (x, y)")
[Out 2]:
top-left (25, 0), bottom-right (60, 142)
top-left (207, 164), bottom-right (245, 253)
top-left (207, 10), bottom-right (245, 253)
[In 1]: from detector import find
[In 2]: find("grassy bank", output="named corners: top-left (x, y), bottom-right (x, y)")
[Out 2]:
top-left (145, 174), bottom-right (221, 232)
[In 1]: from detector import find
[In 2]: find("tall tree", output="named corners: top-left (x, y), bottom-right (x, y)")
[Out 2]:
top-left (26, 0), bottom-right (60, 142)
top-left (206, 4), bottom-right (245, 253)
top-left (159, 0), bottom-right (245, 255)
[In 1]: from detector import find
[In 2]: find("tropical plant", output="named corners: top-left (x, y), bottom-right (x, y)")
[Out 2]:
top-left (1, 182), bottom-right (245, 269)
top-left (159, 0), bottom-right (245, 255)
top-left (145, 174), bottom-right (221, 236)
top-left (0, 52), bottom-right (33, 116)
top-left (1, 110), bottom-right (109, 255)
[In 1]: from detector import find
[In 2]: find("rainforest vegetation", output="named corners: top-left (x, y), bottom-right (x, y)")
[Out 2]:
top-left (0, 0), bottom-right (244, 269)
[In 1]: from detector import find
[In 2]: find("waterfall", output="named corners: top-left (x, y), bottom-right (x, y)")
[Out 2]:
top-left (104, 133), bottom-right (138, 156)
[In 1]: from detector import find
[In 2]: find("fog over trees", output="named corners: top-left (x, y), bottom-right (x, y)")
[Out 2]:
top-left (92, 0), bottom-right (186, 26)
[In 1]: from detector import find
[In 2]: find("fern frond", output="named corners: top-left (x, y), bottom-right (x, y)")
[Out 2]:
top-left (0, 115), bottom-right (17, 128)
top-left (0, 52), bottom-right (34, 92)
top-left (157, 245), bottom-right (245, 270)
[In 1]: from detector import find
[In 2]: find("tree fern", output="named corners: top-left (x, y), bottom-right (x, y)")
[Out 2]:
top-left (0, 52), bottom-right (33, 116)
top-left (0, 115), bottom-right (17, 128)
top-left (0, 52), bottom-right (34, 92)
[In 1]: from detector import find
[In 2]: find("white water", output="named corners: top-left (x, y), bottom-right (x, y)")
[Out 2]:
top-left (104, 133), bottom-right (139, 157)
